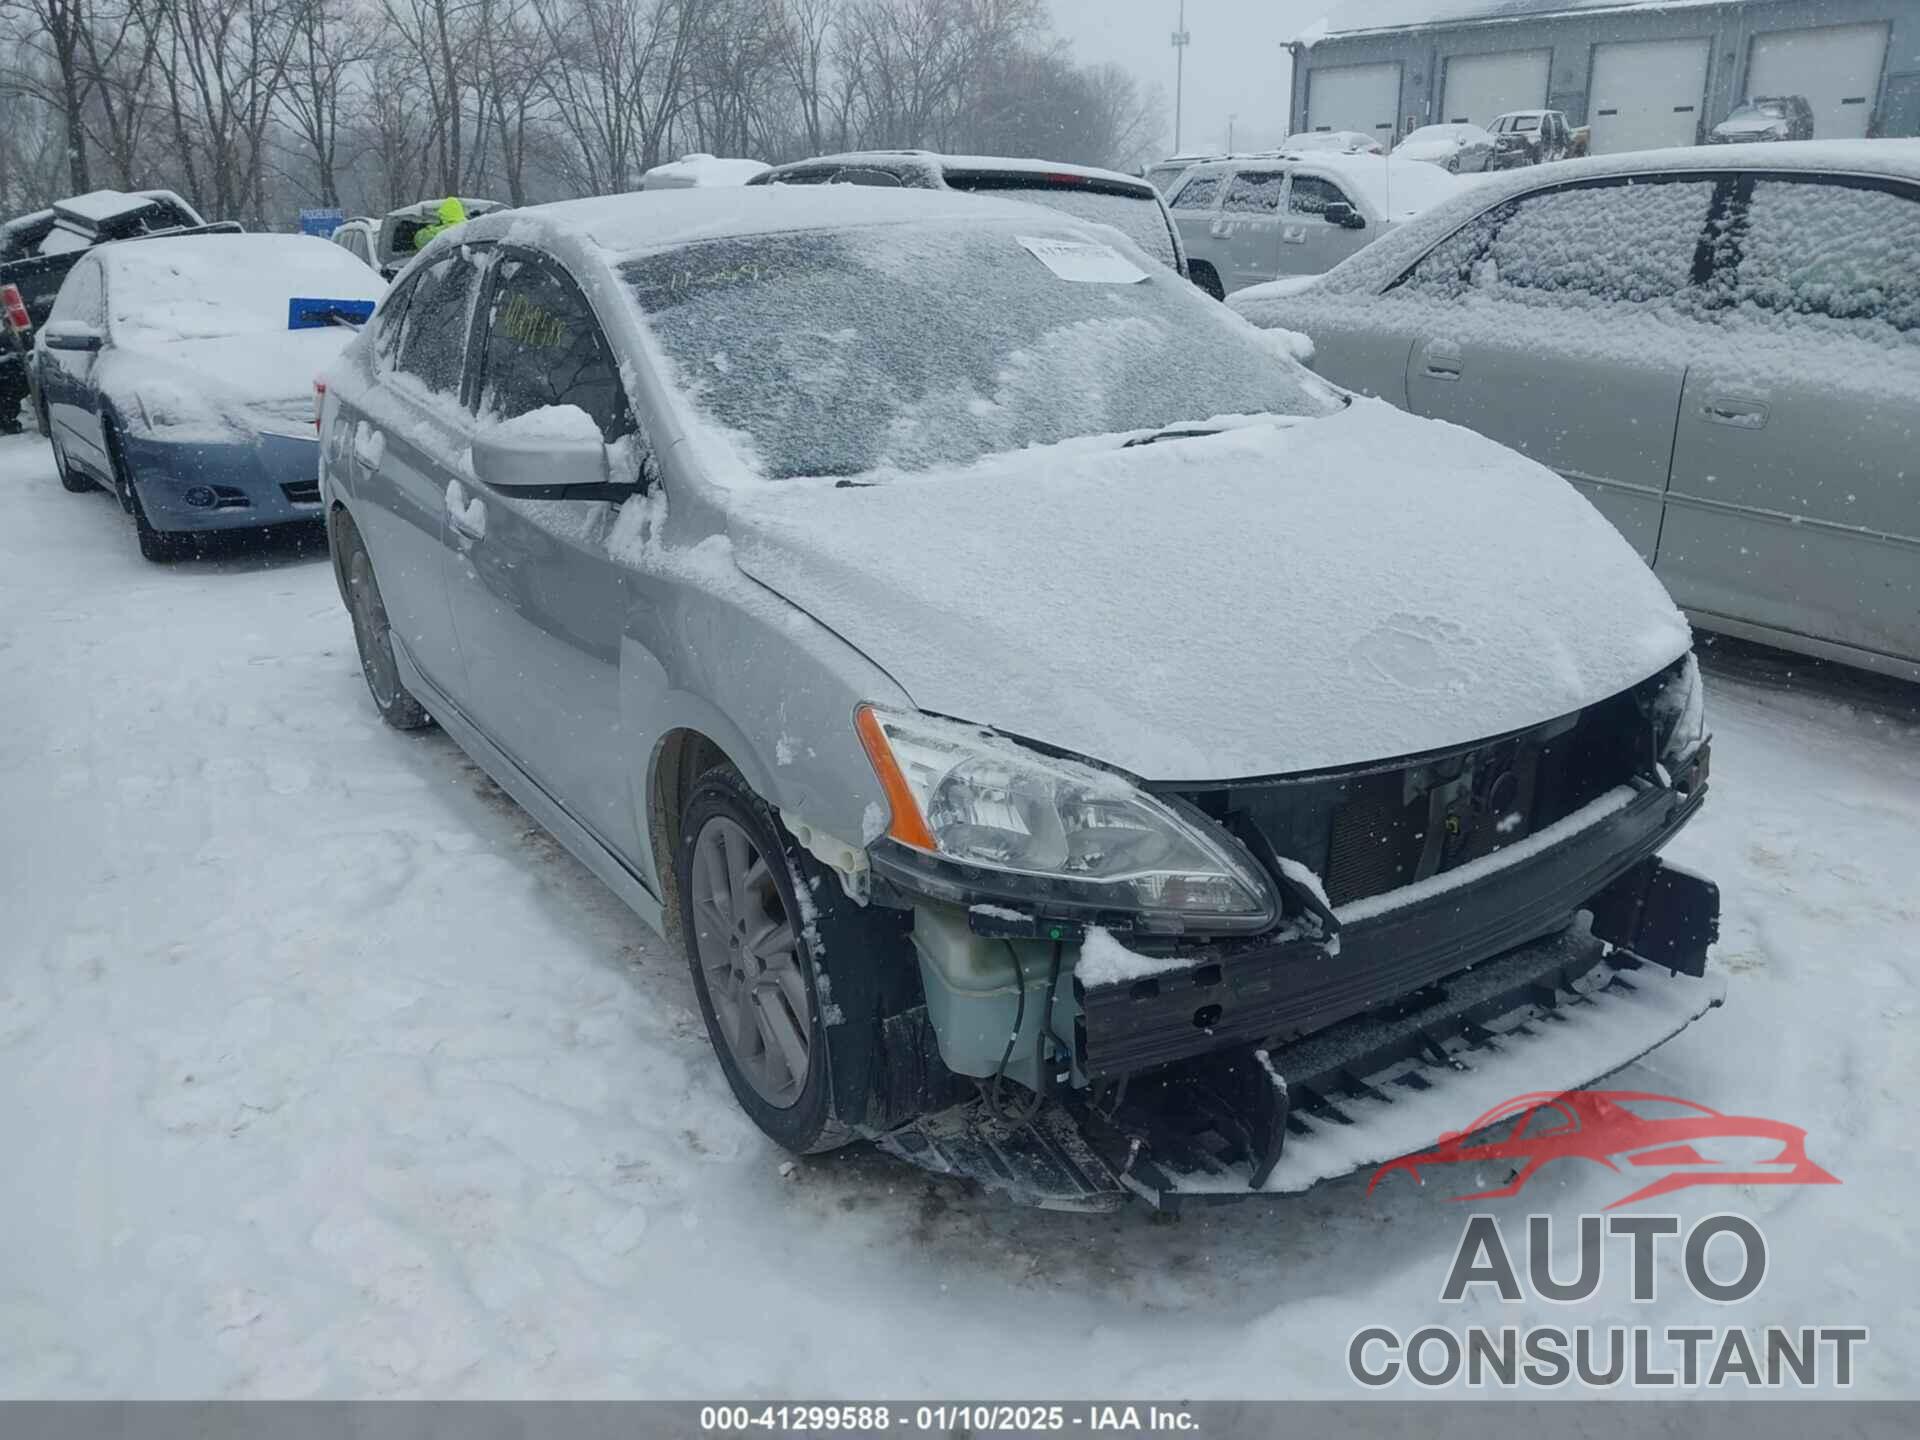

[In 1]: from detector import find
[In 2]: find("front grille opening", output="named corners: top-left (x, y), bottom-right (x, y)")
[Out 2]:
top-left (281, 480), bottom-right (321, 505)
top-left (1184, 681), bottom-right (1658, 912)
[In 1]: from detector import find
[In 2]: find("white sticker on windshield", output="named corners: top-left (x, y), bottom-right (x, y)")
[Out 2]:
top-left (1015, 235), bottom-right (1149, 285)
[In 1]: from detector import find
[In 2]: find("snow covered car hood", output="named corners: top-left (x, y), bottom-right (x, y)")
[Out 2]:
top-left (724, 400), bottom-right (1692, 781)
top-left (106, 332), bottom-right (354, 438)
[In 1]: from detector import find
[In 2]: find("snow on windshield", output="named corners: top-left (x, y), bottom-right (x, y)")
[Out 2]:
top-left (620, 220), bottom-right (1335, 480)
top-left (107, 236), bottom-right (385, 346)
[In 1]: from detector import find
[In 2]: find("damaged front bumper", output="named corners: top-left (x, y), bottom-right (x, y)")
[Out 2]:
top-left (869, 772), bottom-right (1722, 1211)
top-left (877, 923), bottom-right (1724, 1212)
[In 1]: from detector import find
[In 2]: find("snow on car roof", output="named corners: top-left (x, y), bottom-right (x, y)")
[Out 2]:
top-left (767, 150), bottom-right (1157, 192)
top-left (640, 154), bottom-right (772, 188)
top-left (50, 188), bottom-right (194, 228)
top-left (1302, 0), bottom-right (1728, 42)
top-left (1235, 139), bottom-right (1920, 302)
top-left (470, 184), bottom-right (1074, 261)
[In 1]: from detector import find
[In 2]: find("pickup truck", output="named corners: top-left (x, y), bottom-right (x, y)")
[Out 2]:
top-left (0, 189), bottom-right (217, 432)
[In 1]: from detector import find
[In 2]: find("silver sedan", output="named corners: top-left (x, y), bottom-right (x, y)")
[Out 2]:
top-left (1230, 140), bottom-right (1920, 682)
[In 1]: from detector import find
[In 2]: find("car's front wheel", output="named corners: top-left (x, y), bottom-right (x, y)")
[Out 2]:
top-left (677, 764), bottom-right (849, 1154)
top-left (50, 431), bottom-right (96, 494)
top-left (340, 518), bottom-right (433, 730)
top-left (1188, 261), bottom-right (1225, 302)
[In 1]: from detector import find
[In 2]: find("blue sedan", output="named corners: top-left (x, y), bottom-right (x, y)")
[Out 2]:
top-left (35, 233), bottom-right (385, 559)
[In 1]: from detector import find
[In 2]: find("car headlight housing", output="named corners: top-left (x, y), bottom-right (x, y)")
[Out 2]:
top-left (1650, 653), bottom-right (1706, 766)
top-left (856, 706), bottom-right (1277, 934)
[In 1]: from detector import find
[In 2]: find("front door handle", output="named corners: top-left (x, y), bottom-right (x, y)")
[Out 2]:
top-left (1421, 339), bottom-right (1463, 380)
top-left (446, 481), bottom-right (487, 543)
top-left (352, 421), bottom-right (386, 471)
top-left (1701, 396), bottom-right (1768, 430)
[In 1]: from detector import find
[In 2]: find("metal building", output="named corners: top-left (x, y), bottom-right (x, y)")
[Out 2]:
top-left (1288, 0), bottom-right (1920, 150)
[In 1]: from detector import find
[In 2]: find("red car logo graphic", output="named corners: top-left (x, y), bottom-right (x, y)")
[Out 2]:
top-left (1368, 1090), bottom-right (1839, 1209)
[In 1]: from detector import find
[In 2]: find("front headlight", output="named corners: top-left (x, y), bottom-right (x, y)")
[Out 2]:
top-left (856, 706), bottom-right (1276, 933)
top-left (1651, 653), bottom-right (1706, 766)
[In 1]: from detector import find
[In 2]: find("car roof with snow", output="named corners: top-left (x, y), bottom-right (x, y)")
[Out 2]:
top-left (1236, 138), bottom-right (1920, 301)
top-left (758, 149), bottom-right (1158, 193)
top-left (467, 185), bottom-right (1111, 264)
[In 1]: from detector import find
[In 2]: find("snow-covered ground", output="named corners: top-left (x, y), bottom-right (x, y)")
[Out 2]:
top-left (1, 429), bottom-right (1916, 1398)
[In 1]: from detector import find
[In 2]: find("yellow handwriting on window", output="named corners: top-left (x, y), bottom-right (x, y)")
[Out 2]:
top-left (501, 291), bottom-right (568, 349)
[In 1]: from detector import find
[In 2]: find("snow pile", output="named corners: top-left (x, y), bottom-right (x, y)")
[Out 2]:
top-left (489, 403), bottom-right (602, 445)
top-left (639, 154), bottom-right (770, 190)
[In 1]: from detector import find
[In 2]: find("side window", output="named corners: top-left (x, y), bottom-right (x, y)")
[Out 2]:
top-left (49, 257), bottom-right (104, 328)
top-left (1395, 178), bottom-right (1715, 306)
top-left (1725, 178), bottom-right (1920, 336)
top-left (1287, 175), bottom-right (1352, 218)
top-left (1169, 174), bottom-right (1221, 211)
top-left (478, 255), bottom-right (631, 442)
top-left (1222, 170), bottom-right (1285, 214)
top-left (370, 274), bottom-right (415, 372)
top-left (394, 249), bottom-right (482, 393)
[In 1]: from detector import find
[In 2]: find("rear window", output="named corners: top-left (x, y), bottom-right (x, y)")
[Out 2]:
top-left (954, 182), bottom-right (1178, 269)
top-left (621, 219), bottom-right (1337, 481)
top-left (106, 237), bottom-right (386, 344)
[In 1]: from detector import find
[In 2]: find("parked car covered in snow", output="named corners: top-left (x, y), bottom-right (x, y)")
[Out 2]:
top-left (319, 186), bottom-right (1721, 1210)
top-left (1229, 140), bottom-right (1920, 682)
top-left (639, 154), bottom-right (771, 189)
top-left (1710, 95), bottom-right (1815, 144)
top-left (1488, 109), bottom-right (1574, 168)
top-left (373, 197), bottom-right (507, 278)
top-left (749, 150), bottom-right (1187, 279)
top-left (37, 233), bottom-right (385, 559)
top-left (1395, 123), bottom-right (1497, 173)
top-left (1144, 153), bottom-right (1216, 194)
top-left (1, 188), bottom-right (214, 434)
top-left (1280, 130), bottom-right (1384, 156)
top-left (328, 216), bottom-right (379, 269)
top-left (1169, 152), bottom-right (1461, 297)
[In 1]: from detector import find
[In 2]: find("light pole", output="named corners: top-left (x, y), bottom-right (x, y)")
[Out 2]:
top-left (1171, 1), bottom-right (1191, 153)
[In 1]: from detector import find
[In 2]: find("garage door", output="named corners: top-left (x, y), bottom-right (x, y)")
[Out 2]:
top-left (1441, 49), bottom-right (1551, 126)
top-left (1588, 38), bottom-right (1711, 153)
top-left (1746, 24), bottom-right (1889, 139)
top-left (1306, 62), bottom-right (1402, 144)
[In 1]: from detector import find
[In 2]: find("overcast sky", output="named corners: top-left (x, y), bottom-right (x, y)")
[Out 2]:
top-left (1047, 0), bottom-right (1336, 156)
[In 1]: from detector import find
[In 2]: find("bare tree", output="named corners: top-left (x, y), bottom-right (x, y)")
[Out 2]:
top-left (281, 0), bottom-right (369, 206)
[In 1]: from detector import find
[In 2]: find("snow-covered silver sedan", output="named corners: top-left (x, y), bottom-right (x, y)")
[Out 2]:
top-left (319, 187), bottom-right (1722, 1209)
top-left (1230, 140), bottom-right (1920, 684)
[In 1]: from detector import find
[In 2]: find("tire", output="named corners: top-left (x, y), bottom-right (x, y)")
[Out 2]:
top-left (676, 764), bottom-right (850, 1155)
top-left (128, 478), bottom-right (185, 561)
top-left (1188, 262), bottom-right (1225, 302)
top-left (340, 518), bottom-right (433, 730)
top-left (50, 432), bottom-right (97, 493)
top-left (101, 416), bottom-right (185, 561)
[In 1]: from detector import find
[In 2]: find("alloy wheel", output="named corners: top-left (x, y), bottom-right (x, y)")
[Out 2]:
top-left (690, 816), bottom-right (813, 1108)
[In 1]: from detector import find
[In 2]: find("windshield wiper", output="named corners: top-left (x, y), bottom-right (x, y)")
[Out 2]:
top-left (1122, 425), bottom-right (1223, 448)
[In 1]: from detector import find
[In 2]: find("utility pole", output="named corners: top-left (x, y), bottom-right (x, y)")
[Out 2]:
top-left (1227, 113), bottom-right (1237, 152)
top-left (1171, 0), bottom-right (1191, 153)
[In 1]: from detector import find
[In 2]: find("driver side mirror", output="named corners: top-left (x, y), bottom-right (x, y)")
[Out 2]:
top-left (42, 320), bottom-right (103, 352)
top-left (1322, 201), bottom-right (1365, 230)
top-left (471, 425), bottom-right (616, 496)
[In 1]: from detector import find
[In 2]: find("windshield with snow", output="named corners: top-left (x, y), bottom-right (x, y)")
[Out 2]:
top-left (621, 220), bottom-right (1336, 480)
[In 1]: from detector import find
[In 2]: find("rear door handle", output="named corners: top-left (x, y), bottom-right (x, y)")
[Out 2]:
top-left (352, 421), bottom-right (386, 470)
top-left (446, 481), bottom-right (487, 543)
top-left (1421, 340), bottom-right (1463, 379)
top-left (1701, 397), bottom-right (1767, 430)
